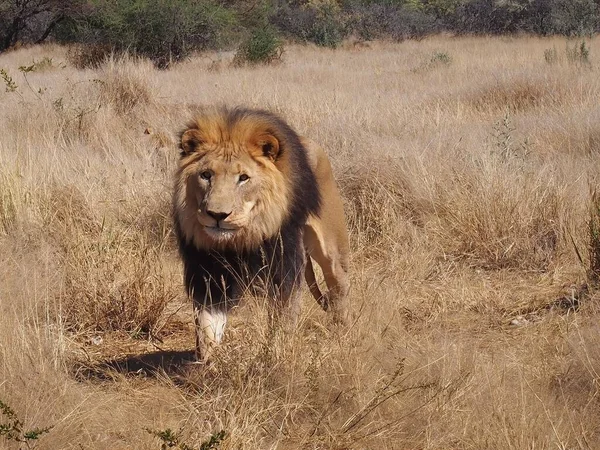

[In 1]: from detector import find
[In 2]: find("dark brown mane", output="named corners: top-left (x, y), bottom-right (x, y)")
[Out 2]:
top-left (173, 106), bottom-right (321, 310)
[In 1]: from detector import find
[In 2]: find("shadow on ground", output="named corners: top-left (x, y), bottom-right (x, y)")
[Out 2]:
top-left (72, 349), bottom-right (196, 381)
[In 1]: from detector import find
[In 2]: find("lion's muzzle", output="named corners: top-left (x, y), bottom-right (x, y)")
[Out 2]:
top-left (206, 210), bottom-right (232, 222)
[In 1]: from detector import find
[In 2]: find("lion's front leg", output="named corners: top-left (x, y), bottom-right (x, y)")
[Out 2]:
top-left (268, 241), bottom-right (305, 332)
top-left (267, 286), bottom-right (302, 334)
top-left (189, 270), bottom-right (236, 363)
top-left (193, 303), bottom-right (227, 362)
top-left (278, 284), bottom-right (303, 328)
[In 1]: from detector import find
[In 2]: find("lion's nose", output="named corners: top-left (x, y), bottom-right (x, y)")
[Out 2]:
top-left (206, 210), bottom-right (231, 222)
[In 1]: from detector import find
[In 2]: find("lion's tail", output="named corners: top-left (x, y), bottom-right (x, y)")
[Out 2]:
top-left (305, 256), bottom-right (329, 311)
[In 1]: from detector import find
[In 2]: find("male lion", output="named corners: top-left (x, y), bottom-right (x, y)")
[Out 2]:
top-left (173, 107), bottom-right (349, 362)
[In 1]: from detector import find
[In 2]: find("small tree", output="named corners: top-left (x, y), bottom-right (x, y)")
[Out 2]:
top-left (0, 399), bottom-right (53, 448)
top-left (0, 0), bottom-right (82, 51)
top-left (56, 0), bottom-right (238, 68)
top-left (234, 25), bottom-right (283, 65)
top-left (549, 0), bottom-right (599, 36)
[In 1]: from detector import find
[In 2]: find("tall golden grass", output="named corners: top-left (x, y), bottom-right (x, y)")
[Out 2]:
top-left (1, 36), bottom-right (600, 449)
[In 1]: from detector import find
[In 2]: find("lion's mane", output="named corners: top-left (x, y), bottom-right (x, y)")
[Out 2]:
top-left (173, 107), bottom-right (321, 309)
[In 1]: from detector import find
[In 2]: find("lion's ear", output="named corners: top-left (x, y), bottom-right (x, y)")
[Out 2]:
top-left (256, 134), bottom-right (280, 161)
top-left (180, 129), bottom-right (203, 155)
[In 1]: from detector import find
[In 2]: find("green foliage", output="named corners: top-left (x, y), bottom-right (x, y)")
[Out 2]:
top-left (0, 0), bottom-right (77, 51)
top-left (430, 50), bottom-right (451, 65)
top-left (412, 50), bottom-right (452, 72)
top-left (408, 0), bottom-right (462, 17)
top-left (491, 112), bottom-right (530, 160)
top-left (345, 2), bottom-right (438, 41)
top-left (199, 431), bottom-right (227, 450)
top-left (549, 0), bottom-right (599, 37)
top-left (57, 0), bottom-right (239, 68)
top-left (0, 399), bottom-right (53, 449)
top-left (18, 57), bottom-right (56, 73)
top-left (305, 2), bottom-right (347, 48)
top-left (234, 26), bottom-right (284, 65)
top-left (566, 40), bottom-right (591, 66)
top-left (2, 0), bottom-right (600, 58)
top-left (0, 69), bottom-right (17, 92)
top-left (544, 41), bottom-right (591, 66)
top-left (544, 47), bottom-right (558, 64)
top-left (146, 427), bottom-right (226, 450)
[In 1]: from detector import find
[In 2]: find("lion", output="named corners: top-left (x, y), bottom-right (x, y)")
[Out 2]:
top-left (173, 106), bottom-right (350, 362)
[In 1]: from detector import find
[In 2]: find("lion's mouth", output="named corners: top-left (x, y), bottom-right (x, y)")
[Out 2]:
top-left (198, 215), bottom-right (240, 232)
top-left (206, 226), bottom-right (238, 232)
top-left (203, 225), bottom-right (240, 239)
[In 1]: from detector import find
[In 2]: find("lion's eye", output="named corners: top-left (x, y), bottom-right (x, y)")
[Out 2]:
top-left (238, 174), bottom-right (250, 182)
top-left (200, 171), bottom-right (212, 180)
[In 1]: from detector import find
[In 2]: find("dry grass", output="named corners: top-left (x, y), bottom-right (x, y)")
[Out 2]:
top-left (1, 36), bottom-right (600, 449)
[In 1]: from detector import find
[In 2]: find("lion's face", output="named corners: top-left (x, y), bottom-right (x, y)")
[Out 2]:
top-left (187, 151), bottom-right (269, 243)
top-left (174, 110), bottom-right (293, 251)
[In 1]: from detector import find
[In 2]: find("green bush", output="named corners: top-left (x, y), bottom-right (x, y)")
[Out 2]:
top-left (0, 0), bottom-right (79, 51)
top-left (272, 2), bottom-right (348, 48)
top-left (544, 46), bottom-right (559, 64)
top-left (146, 427), bottom-right (226, 450)
top-left (347, 3), bottom-right (438, 41)
top-left (566, 40), bottom-right (591, 66)
top-left (4, 0), bottom-right (600, 59)
top-left (57, 0), bottom-right (239, 68)
top-left (234, 26), bottom-right (283, 65)
top-left (66, 44), bottom-right (113, 70)
top-left (0, 399), bottom-right (53, 448)
top-left (549, 0), bottom-right (599, 36)
top-left (306, 3), bottom-right (346, 48)
top-left (430, 50), bottom-right (451, 65)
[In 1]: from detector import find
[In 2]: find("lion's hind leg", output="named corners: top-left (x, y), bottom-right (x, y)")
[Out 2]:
top-left (305, 255), bottom-right (329, 311)
top-left (304, 220), bottom-right (350, 325)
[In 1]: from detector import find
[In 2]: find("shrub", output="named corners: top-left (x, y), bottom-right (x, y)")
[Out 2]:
top-left (44, 185), bottom-right (176, 334)
top-left (347, 3), bottom-right (438, 41)
top-left (431, 51), bottom-right (451, 65)
top-left (449, 0), bottom-right (520, 34)
top-left (234, 26), bottom-right (283, 65)
top-left (305, 2), bottom-right (346, 48)
top-left (0, 68), bottom-right (17, 93)
top-left (56, 0), bottom-right (238, 68)
top-left (97, 55), bottom-right (156, 114)
top-left (0, 399), bottom-right (52, 448)
top-left (544, 46), bottom-right (559, 64)
top-left (413, 50), bottom-right (452, 72)
top-left (566, 40), bottom-right (591, 66)
top-left (549, 0), bottom-right (599, 36)
top-left (59, 224), bottom-right (176, 333)
top-left (66, 44), bottom-right (113, 70)
top-left (146, 428), bottom-right (226, 450)
top-left (0, 0), bottom-right (80, 51)
top-left (272, 1), bottom-right (348, 48)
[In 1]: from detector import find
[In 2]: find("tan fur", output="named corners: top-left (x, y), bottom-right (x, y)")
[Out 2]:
top-left (173, 108), bottom-right (350, 359)
top-left (173, 109), bottom-right (293, 252)
top-left (302, 138), bottom-right (351, 324)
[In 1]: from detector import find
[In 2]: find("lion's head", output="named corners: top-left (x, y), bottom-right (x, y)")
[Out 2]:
top-left (174, 107), bottom-right (310, 251)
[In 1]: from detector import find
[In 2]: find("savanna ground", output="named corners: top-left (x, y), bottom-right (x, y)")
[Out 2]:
top-left (1, 36), bottom-right (600, 449)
